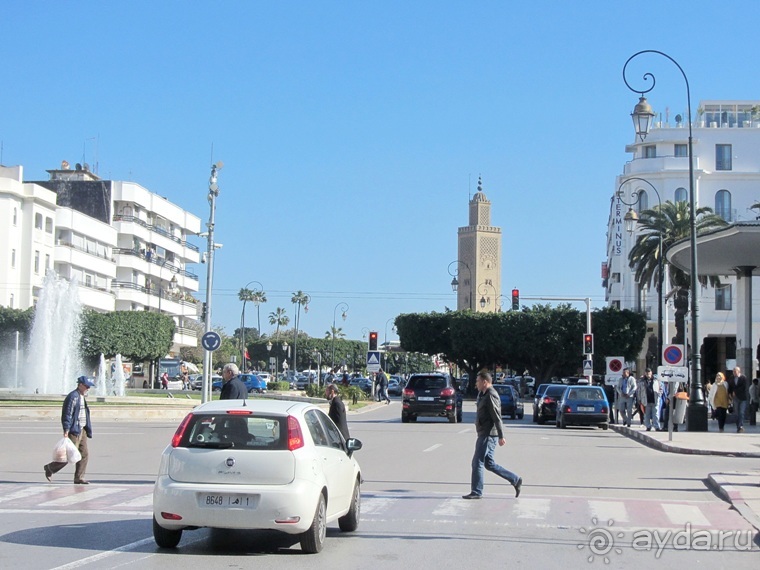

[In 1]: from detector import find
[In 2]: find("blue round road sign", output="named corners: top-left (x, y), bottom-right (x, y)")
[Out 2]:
top-left (663, 345), bottom-right (683, 365)
top-left (201, 331), bottom-right (222, 351)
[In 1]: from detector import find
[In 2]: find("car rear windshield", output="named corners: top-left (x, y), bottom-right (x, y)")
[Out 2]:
top-left (178, 414), bottom-right (287, 450)
top-left (545, 386), bottom-right (567, 398)
top-left (566, 388), bottom-right (605, 400)
top-left (408, 376), bottom-right (447, 390)
top-left (493, 385), bottom-right (514, 397)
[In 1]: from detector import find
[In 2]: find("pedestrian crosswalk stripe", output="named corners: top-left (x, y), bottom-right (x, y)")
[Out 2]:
top-left (0, 486), bottom-right (53, 503)
top-left (589, 500), bottom-right (629, 523)
top-left (432, 498), bottom-right (469, 517)
top-left (37, 487), bottom-right (126, 507)
top-left (661, 503), bottom-right (710, 526)
top-left (513, 498), bottom-right (551, 519)
top-left (112, 493), bottom-right (153, 508)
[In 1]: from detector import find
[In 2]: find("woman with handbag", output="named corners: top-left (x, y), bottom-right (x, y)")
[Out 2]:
top-left (709, 372), bottom-right (730, 433)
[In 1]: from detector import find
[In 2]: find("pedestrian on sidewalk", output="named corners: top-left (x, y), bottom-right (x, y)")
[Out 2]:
top-left (709, 372), bottom-right (730, 432)
top-left (749, 377), bottom-right (759, 426)
top-left (219, 363), bottom-right (247, 400)
top-left (43, 376), bottom-right (94, 485)
top-left (325, 383), bottom-right (350, 440)
top-left (377, 368), bottom-right (390, 404)
top-left (462, 371), bottom-right (522, 500)
top-left (616, 368), bottom-right (636, 427)
top-left (637, 368), bottom-right (662, 432)
top-left (730, 367), bottom-right (749, 433)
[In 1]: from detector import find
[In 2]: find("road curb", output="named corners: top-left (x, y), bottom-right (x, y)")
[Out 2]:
top-left (609, 424), bottom-right (760, 458)
top-left (706, 472), bottom-right (760, 533)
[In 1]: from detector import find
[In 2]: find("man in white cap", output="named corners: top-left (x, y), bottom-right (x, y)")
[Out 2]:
top-left (44, 375), bottom-right (94, 484)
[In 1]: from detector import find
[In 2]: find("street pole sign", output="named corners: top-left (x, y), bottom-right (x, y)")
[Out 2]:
top-left (367, 351), bottom-right (381, 373)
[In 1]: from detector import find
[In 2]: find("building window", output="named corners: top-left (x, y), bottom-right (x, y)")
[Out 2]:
top-left (612, 272), bottom-right (621, 283)
top-left (45, 217), bottom-right (53, 233)
top-left (35, 213), bottom-right (43, 229)
top-left (612, 300), bottom-right (620, 310)
top-left (675, 187), bottom-right (687, 203)
top-left (45, 254), bottom-right (51, 272)
top-left (644, 145), bottom-right (656, 158)
top-left (674, 144), bottom-right (687, 157)
top-left (9, 294), bottom-right (14, 308)
top-left (13, 208), bottom-right (17, 226)
top-left (715, 285), bottom-right (732, 311)
top-left (34, 251), bottom-right (40, 274)
top-left (636, 190), bottom-right (649, 213)
top-left (11, 249), bottom-right (16, 268)
top-left (716, 144), bottom-right (732, 170)
top-left (715, 189), bottom-right (732, 221)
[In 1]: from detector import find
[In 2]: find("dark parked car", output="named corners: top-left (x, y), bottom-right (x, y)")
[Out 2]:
top-left (532, 384), bottom-right (551, 422)
top-left (535, 384), bottom-right (568, 425)
top-left (402, 373), bottom-right (462, 423)
top-left (387, 378), bottom-right (401, 396)
top-left (493, 384), bottom-right (524, 419)
top-left (349, 377), bottom-right (372, 394)
top-left (556, 386), bottom-right (610, 429)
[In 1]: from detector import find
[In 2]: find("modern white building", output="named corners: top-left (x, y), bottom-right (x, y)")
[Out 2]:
top-left (456, 177), bottom-right (503, 312)
top-left (604, 100), bottom-right (760, 378)
top-left (0, 162), bottom-right (202, 354)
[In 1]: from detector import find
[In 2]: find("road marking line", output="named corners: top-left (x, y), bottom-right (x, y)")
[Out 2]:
top-left (0, 486), bottom-right (55, 503)
top-left (423, 444), bottom-right (442, 452)
top-left (432, 498), bottom-right (469, 516)
top-left (661, 503), bottom-right (710, 526)
top-left (513, 498), bottom-right (551, 519)
top-left (37, 487), bottom-right (125, 507)
top-left (589, 500), bottom-right (629, 523)
top-left (112, 493), bottom-right (154, 508)
top-left (362, 497), bottom-right (396, 515)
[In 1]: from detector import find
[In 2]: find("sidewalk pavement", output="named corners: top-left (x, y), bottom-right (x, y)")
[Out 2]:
top-left (611, 418), bottom-right (760, 533)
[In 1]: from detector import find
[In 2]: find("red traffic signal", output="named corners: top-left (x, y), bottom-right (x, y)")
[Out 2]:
top-left (583, 333), bottom-right (594, 354)
top-left (511, 288), bottom-right (519, 310)
top-left (368, 331), bottom-right (378, 351)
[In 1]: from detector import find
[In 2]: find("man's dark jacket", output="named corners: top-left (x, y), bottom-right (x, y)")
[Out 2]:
top-left (61, 389), bottom-right (92, 438)
top-left (220, 376), bottom-right (248, 400)
top-left (329, 396), bottom-right (350, 440)
top-left (475, 386), bottom-right (504, 438)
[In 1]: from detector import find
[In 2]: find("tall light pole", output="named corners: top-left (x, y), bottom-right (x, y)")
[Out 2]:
top-left (332, 302), bottom-right (349, 368)
top-left (623, 50), bottom-right (705, 430)
top-left (291, 291), bottom-right (310, 376)
top-left (201, 161), bottom-right (222, 404)
top-left (239, 280), bottom-right (264, 372)
top-left (448, 260), bottom-right (473, 311)
top-left (617, 177), bottom-right (664, 369)
top-left (477, 282), bottom-right (500, 312)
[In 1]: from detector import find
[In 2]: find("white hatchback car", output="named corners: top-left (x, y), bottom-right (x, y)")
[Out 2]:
top-left (152, 399), bottom-right (363, 553)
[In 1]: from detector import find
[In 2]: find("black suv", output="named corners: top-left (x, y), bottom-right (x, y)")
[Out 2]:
top-left (402, 373), bottom-right (462, 423)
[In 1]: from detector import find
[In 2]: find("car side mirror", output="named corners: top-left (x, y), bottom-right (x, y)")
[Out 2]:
top-left (346, 438), bottom-right (363, 456)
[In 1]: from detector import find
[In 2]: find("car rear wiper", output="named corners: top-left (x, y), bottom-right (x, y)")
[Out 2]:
top-left (187, 441), bottom-right (234, 449)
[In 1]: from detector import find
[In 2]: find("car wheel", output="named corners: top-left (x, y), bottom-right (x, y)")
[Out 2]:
top-left (518, 413), bottom-right (524, 420)
top-left (401, 414), bottom-right (409, 423)
top-left (511, 412), bottom-right (517, 420)
top-left (601, 423), bottom-right (609, 430)
top-left (338, 480), bottom-right (361, 532)
top-left (153, 516), bottom-right (182, 549)
top-left (448, 414), bottom-right (456, 423)
top-left (410, 415), bottom-right (417, 422)
top-left (537, 415), bottom-right (545, 425)
top-left (300, 493), bottom-right (327, 554)
top-left (560, 416), bottom-right (567, 429)
top-left (555, 416), bottom-right (561, 428)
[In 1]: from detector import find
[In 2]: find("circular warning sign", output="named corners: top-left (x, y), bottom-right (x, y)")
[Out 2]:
top-left (608, 358), bottom-right (623, 373)
top-left (663, 345), bottom-right (683, 365)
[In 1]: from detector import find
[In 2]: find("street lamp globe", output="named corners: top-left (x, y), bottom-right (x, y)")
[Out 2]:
top-left (631, 96), bottom-right (655, 141)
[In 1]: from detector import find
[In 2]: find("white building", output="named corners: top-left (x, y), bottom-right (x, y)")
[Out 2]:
top-left (604, 100), bottom-right (760, 378)
top-left (0, 162), bottom-right (201, 354)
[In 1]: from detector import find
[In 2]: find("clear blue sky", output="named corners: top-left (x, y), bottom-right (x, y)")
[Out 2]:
top-left (3, 1), bottom-right (760, 342)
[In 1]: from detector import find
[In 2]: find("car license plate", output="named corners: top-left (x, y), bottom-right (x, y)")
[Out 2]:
top-left (199, 493), bottom-right (258, 509)
top-left (418, 396), bottom-right (435, 401)
top-left (577, 406), bottom-right (595, 412)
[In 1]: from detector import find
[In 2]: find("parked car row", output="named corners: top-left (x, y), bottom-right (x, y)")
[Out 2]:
top-left (533, 382), bottom-right (609, 429)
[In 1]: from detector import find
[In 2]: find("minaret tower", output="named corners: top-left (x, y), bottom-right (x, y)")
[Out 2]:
top-left (456, 176), bottom-right (502, 312)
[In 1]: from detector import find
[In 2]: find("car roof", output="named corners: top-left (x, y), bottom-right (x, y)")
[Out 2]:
top-left (191, 399), bottom-right (316, 416)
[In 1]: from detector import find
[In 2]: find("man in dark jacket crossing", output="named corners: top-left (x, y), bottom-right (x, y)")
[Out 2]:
top-left (462, 371), bottom-right (522, 499)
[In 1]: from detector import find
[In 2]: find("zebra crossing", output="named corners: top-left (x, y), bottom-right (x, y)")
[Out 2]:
top-left (0, 483), bottom-right (752, 533)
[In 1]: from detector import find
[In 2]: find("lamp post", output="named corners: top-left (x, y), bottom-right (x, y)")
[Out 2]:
top-left (312, 349), bottom-right (322, 388)
top-left (448, 260), bottom-right (473, 311)
top-left (477, 282), bottom-right (500, 312)
top-left (617, 177), bottom-right (664, 368)
top-left (239, 280), bottom-right (264, 372)
top-left (266, 341), bottom-right (288, 382)
top-left (623, 50), bottom-right (705, 430)
top-left (291, 291), bottom-right (310, 377)
top-left (331, 302), bottom-right (349, 368)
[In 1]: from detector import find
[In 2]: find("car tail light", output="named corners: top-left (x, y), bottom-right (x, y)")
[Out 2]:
top-left (171, 413), bottom-right (193, 448)
top-left (441, 387), bottom-right (455, 397)
top-left (227, 410), bottom-right (252, 415)
top-left (403, 388), bottom-right (415, 397)
top-left (543, 397), bottom-right (554, 404)
top-left (160, 511), bottom-right (183, 520)
top-left (564, 406), bottom-right (572, 413)
top-left (287, 415), bottom-right (304, 451)
top-left (601, 407), bottom-right (608, 414)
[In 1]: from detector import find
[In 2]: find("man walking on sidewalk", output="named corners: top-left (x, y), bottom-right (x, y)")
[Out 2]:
top-left (616, 368), bottom-right (636, 427)
top-left (463, 372), bottom-right (522, 500)
top-left (730, 367), bottom-right (748, 433)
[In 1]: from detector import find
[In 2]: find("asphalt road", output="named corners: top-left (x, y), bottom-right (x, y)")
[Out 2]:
top-left (1, 398), bottom-right (757, 569)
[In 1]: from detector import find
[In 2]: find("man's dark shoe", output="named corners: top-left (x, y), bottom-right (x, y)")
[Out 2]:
top-left (462, 492), bottom-right (481, 500)
top-left (74, 479), bottom-right (89, 485)
top-left (44, 465), bottom-right (52, 482)
top-left (514, 477), bottom-right (523, 498)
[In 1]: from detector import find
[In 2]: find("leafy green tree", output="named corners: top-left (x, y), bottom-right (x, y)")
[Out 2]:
top-left (0, 306), bottom-right (34, 340)
top-left (590, 306), bottom-right (647, 372)
top-left (628, 200), bottom-right (726, 344)
top-left (80, 311), bottom-right (175, 366)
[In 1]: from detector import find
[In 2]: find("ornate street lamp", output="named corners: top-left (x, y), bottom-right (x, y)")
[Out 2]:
top-left (617, 177), bottom-right (664, 369)
top-left (448, 260), bottom-right (473, 311)
top-left (623, 50), bottom-right (705, 430)
top-left (332, 302), bottom-right (349, 368)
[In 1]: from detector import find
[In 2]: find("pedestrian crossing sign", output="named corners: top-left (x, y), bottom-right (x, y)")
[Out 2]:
top-left (367, 351), bottom-right (381, 372)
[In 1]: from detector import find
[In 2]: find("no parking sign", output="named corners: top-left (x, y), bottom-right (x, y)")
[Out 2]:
top-left (606, 357), bottom-right (624, 375)
top-left (663, 344), bottom-right (684, 366)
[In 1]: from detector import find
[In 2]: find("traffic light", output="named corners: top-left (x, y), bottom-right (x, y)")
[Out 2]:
top-left (511, 288), bottom-right (519, 311)
top-left (583, 333), bottom-right (594, 355)
top-left (368, 331), bottom-right (378, 351)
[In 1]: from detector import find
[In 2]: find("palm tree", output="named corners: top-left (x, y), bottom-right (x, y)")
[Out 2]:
top-left (324, 326), bottom-right (345, 340)
top-left (251, 290), bottom-right (267, 335)
top-left (268, 308), bottom-right (289, 340)
top-left (628, 200), bottom-right (727, 345)
top-left (290, 291), bottom-right (310, 372)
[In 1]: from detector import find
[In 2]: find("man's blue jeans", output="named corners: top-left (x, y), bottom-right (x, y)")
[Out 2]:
top-left (470, 435), bottom-right (519, 496)
top-left (735, 399), bottom-right (748, 430)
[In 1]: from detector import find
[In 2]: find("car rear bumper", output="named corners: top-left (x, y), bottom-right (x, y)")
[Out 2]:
top-left (153, 476), bottom-right (322, 534)
top-left (562, 413), bottom-right (608, 425)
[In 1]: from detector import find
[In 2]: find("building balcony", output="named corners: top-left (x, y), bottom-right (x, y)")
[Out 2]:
top-left (55, 240), bottom-right (117, 277)
top-left (113, 214), bottom-right (200, 253)
top-left (113, 248), bottom-right (198, 283)
top-left (112, 280), bottom-right (199, 316)
top-left (623, 155), bottom-right (701, 176)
